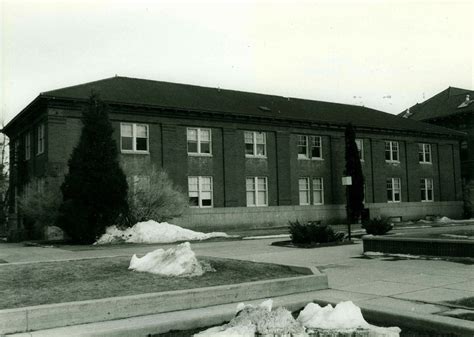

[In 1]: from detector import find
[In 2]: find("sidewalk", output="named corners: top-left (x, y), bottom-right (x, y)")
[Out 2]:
top-left (1, 225), bottom-right (473, 335)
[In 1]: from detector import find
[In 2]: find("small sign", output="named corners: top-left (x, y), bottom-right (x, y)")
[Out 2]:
top-left (342, 176), bottom-right (352, 186)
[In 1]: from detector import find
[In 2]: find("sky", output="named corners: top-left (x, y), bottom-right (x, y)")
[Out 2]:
top-left (1, 0), bottom-right (473, 124)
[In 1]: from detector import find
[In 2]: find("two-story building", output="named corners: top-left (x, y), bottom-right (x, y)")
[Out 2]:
top-left (2, 76), bottom-right (465, 240)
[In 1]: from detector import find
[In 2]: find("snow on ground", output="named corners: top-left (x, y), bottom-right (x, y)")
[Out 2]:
top-left (364, 251), bottom-right (421, 259)
top-left (95, 220), bottom-right (230, 244)
top-left (195, 300), bottom-right (400, 337)
top-left (129, 242), bottom-right (213, 277)
top-left (298, 302), bottom-right (400, 337)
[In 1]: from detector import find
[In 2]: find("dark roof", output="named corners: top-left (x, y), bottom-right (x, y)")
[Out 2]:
top-left (6, 76), bottom-right (465, 137)
top-left (400, 87), bottom-right (474, 121)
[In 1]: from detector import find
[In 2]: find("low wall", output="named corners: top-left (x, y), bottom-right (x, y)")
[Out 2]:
top-left (363, 235), bottom-right (474, 258)
top-left (173, 201), bottom-right (464, 232)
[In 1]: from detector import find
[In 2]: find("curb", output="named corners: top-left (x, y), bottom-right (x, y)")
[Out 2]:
top-left (0, 271), bottom-right (328, 335)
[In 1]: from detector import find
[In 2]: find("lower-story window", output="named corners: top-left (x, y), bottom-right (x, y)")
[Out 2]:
top-left (387, 178), bottom-right (401, 203)
top-left (298, 178), bottom-right (310, 205)
top-left (313, 178), bottom-right (324, 205)
top-left (420, 178), bottom-right (434, 202)
top-left (188, 176), bottom-right (213, 207)
top-left (246, 176), bottom-right (268, 207)
top-left (299, 177), bottom-right (324, 205)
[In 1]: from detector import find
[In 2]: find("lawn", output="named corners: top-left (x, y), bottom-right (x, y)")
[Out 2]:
top-left (0, 257), bottom-right (304, 310)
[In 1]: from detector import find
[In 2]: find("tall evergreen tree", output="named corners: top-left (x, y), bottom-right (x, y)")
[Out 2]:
top-left (58, 94), bottom-right (128, 243)
top-left (344, 123), bottom-right (365, 223)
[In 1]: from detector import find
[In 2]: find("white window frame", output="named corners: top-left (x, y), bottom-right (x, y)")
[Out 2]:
top-left (37, 124), bottom-right (45, 155)
top-left (385, 141), bottom-right (399, 162)
top-left (297, 135), bottom-right (322, 160)
top-left (120, 123), bottom-right (149, 154)
top-left (187, 127), bottom-right (212, 156)
top-left (298, 177), bottom-right (310, 205)
top-left (421, 178), bottom-right (434, 202)
top-left (244, 131), bottom-right (266, 158)
top-left (387, 177), bottom-right (401, 203)
top-left (25, 133), bottom-right (31, 161)
top-left (188, 176), bottom-right (213, 208)
top-left (418, 143), bottom-right (432, 164)
top-left (312, 177), bottom-right (324, 205)
top-left (355, 139), bottom-right (364, 161)
top-left (246, 176), bottom-right (268, 207)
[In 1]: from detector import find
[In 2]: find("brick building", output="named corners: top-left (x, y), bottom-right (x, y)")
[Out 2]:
top-left (2, 77), bottom-right (465, 239)
top-left (400, 87), bottom-right (474, 214)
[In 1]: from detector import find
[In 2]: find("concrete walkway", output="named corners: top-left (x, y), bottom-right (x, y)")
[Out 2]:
top-left (1, 224), bottom-right (474, 335)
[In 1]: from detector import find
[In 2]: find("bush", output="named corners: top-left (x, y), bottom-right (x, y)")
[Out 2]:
top-left (289, 220), bottom-right (343, 245)
top-left (123, 167), bottom-right (188, 226)
top-left (362, 217), bottom-right (393, 235)
top-left (18, 178), bottom-right (62, 232)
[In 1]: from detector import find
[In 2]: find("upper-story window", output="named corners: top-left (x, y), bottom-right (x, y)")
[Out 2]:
top-left (187, 128), bottom-right (211, 156)
top-left (297, 135), bottom-right (322, 159)
top-left (37, 124), bottom-right (45, 155)
top-left (418, 143), bottom-right (431, 163)
top-left (355, 139), bottom-right (364, 161)
top-left (121, 123), bottom-right (149, 153)
top-left (245, 131), bottom-right (266, 157)
top-left (385, 141), bottom-right (399, 162)
top-left (25, 133), bottom-right (31, 161)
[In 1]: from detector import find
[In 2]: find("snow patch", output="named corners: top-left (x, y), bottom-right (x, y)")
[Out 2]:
top-left (128, 242), bottom-right (213, 277)
top-left (96, 220), bottom-right (230, 244)
top-left (364, 251), bottom-right (421, 259)
top-left (298, 301), bottom-right (400, 336)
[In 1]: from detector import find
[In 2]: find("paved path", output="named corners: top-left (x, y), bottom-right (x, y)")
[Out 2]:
top-left (1, 224), bottom-right (473, 333)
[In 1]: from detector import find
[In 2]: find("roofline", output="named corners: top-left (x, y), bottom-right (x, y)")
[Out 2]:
top-left (2, 95), bottom-right (45, 135)
top-left (44, 95), bottom-right (466, 139)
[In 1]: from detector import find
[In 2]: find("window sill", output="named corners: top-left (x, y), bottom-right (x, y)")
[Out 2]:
top-left (246, 205), bottom-right (268, 207)
top-left (189, 206), bottom-right (214, 209)
top-left (297, 156), bottom-right (310, 160)
top-left (419, 162), bottom-right (432, 165)
top-left (121, 150), bottom-right (150, 155)
top-left (245, 155), bottom-right (267, 159)
top-left (188, 153), bottom-right (213, 157)
top-left (421, 200), bottom-right (434, 203)
top-left (385, 160), bottom-right (400, 164)
top-left (387, 200), bottom-right (401, 203)
top-left (311, 157), bottom-right (324, 161)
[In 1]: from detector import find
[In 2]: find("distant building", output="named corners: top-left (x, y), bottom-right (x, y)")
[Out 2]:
top-left (2, 77), bottom-right (465, 240)
top-left (401, 87), bottom-right (473, 214)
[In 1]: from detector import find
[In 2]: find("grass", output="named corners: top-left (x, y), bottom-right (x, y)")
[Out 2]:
top-left (0, 256), bottom-right (304, 310)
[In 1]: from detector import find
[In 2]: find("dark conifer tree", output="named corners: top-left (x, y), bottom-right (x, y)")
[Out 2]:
top-left (344, 123), bottom-right (365, 223)
top-left (57, 94), bottom-right (128, 243)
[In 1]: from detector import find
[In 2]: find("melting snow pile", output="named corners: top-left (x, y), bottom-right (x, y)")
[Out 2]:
top-left (96, 220), bottom-right (229, 244)
top-left (129, 242), bottom-right (213, 277)
top-left (298, 301), bottom-right (400, 336)
top-left (195, 300), bottom-right (400, 337)
top-left (195, 299), bottom-right (305, 337)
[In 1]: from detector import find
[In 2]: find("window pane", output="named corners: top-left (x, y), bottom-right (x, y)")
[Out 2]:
top-left (245, 143), bottom-right (254, 155)
top-left (136, 125), bottom-right (147, 138)
top-left (427, 190), bottom-right (433, 201)
top-left (311, 146), bottom-right (321, 158)
top-left (200, 129), bottom-right (210, 142)
top-left (188, 141), bottom-right (198, 153)
top-left (256, 132), bottom-right (265, 144)
top-left (246, 178), bottom-right (255, 191)
top-left (297, 135), bottom-right (307, 146)
top-left (257, 191), bottom-right (266, 205)
top-left (136, 137), bottom-right (147, 151)
top-left (188, 177), bottom-right (198, 191)
top-left (394, 192), bottom-right (400, 201)
top-left (121, 124), bottom-right (133, 137)
top-left (187, 129), bottom-right (197, 141)
top-left (244, 131), bottom-right (253, 144)
top-left (256, 144), bottom-right (265, 156)
top-left (257, 177), bottom-right (266, 190)
top-left (201, 177), bottom-right (212, 191)
top-left (299, 178), bottom-right (308, 190)
top-left (246, 191), bottom-right (255, 206)
top-left (201, 198), bottom-right (212, 207)
top-left (200, 142), bottom-right (210, 154)
top-left (201, 191), bottom-right (212, 200)
top-left (313, 178), bottom-right (322, 190)
top-left (299, 191), bottom-right (309, 204)
top-left (189, 197), bottom-right (199, 206)
top-left (121, 137), bottom-right (133, 150)
top-left (313, 191), bottom-right (322, 204)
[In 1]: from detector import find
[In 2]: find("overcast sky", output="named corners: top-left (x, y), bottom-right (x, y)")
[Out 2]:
top-left (1, 0), bottom-right (473, 124)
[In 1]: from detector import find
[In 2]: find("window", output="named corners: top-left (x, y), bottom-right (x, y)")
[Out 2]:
top-left (37, 124), bottom-right (45, 155)
top-left (385, 141), bottom-right (399, 162)
top-left (420, 178), bottom-right (434, 202)
top-left (418, 143), bottom-right (431, 163)
top-left (187, 128), bottom-right (212, 155)
top-left (313, 178), bottom-right (324, 205)
top-left (298, 178), bottom-right (310, 205)
top-left (121, 123), bottom-right (149, 153)
top-left (246, 177), bottom-right (267, 206)
top-left (188, 176), bottom-right (213, 208)
top-left (387, 178), bottom-right (401, 202)
top-left (355, 139), bottom-right (364, 160)
top-left (297, 135), bottom-right (322, 159)
top-left (244, 131), bottom-right (266, 157)
top-left (13, 140), bottom-right (19, 165)
top-left (25, 133), bottom-right (31, 161)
